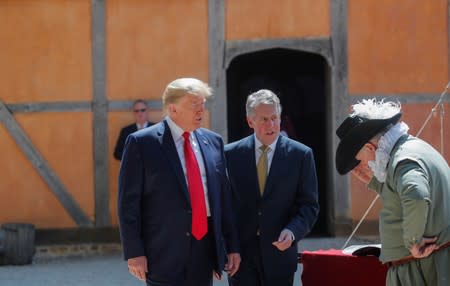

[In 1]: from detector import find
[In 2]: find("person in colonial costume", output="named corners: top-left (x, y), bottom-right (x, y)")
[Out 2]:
top-left (336, 99), bottom-right (450, 286)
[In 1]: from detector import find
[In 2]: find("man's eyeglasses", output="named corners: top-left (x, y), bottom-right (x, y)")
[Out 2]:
top-left (134, 108), bottom-right (147, 113)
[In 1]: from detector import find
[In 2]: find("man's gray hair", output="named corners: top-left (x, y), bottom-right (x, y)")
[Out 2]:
top-left (162, 78), bottom-right (212, 108)
top-left (246, 89), bottom-right (282, 117)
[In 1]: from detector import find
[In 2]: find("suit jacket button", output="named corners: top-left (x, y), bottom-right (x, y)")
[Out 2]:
top-left (186, 232), bottom-right (190, 236)
top-left (258, 212), bottom-right (262, 216)
top-left (187, 210), bottom-right (192, 214)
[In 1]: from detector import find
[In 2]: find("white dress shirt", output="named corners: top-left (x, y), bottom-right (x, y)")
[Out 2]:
top-left (254, 134), bottom-right (295, 241)
top-left (254, 135), bottom-right (279, 171)
top-left (166, 116), bottom-right (211, 216)
top-left (136, 121), bottom-right (149, 130)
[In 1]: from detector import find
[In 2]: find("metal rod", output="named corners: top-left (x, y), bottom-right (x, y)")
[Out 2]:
top-left (416, 82), bottom-right (450, 137)
top-left (342, 194), bottom-right (379, 249)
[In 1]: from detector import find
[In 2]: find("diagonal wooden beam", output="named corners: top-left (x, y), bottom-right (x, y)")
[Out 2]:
top-left (0, 100), bottom-right (93, 227)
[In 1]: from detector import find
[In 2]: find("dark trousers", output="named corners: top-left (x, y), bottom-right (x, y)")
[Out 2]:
top-left (147, 219), bottom-right (215, 286)
top-left (228, 237), bottom-right (294, 286)
top-left (183, 230), bottom-right (214, 286)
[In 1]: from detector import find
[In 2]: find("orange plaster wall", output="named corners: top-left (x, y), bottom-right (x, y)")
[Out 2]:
top-left (0, 112), bottom-right (94, 228)
top-left (348, 0), bottom-right (448, 93)
top-left (226, 0), bottom-right (330, 40)
top-left (401, 103), bottom-right (450, 159)
top-left (350, 103), bottom-right (450, 225)
top-left (0, 123), bottom-right (74, 227)
top-left (351, 175), bottom-right (381, 223)
top-left (0, 0), bottom-right (92, 103)
top-left (106, 0), bottom-right (209, 101)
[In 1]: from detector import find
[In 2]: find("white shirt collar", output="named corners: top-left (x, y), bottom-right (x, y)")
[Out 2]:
top-left (136, 121), bottom-right (148, 130)
top-left (254, 134), bottom-right (278, 152)
top-left (165, 116), bottom-right (185, 141)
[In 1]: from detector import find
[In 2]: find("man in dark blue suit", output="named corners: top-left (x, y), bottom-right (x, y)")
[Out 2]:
top-left (225, 89), bottom-right (319, 286)
top-left (118, 78), bottom-right (241, 286)
top-left (113, 99), bottom-right (154, 161)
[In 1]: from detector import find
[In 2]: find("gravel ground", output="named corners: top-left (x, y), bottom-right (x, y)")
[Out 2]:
top-left (0, 236), bottom-right (378, 286)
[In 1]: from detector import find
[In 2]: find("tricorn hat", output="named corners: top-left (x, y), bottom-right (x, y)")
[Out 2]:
top-left (335, 113), bottom-right (402, 175)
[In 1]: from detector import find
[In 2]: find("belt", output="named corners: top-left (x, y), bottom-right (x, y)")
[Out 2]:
top-left (386, 240), bottom-right (450, 268)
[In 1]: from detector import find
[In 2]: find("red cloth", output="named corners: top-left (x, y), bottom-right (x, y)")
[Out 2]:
top-left (183, 132), bottom-right (207, 240)
top-left (300, 249), bottom-right (388, 286)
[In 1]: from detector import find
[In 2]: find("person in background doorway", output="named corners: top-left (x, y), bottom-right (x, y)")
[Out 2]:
top-left (280, 113), bottom-right (298, 140)
top-left (335, 98), bottom-right (450, 286)
top-left (225, 89), bottom-right (319, 286)
top-left (113, 99), bottom-right (154, 160)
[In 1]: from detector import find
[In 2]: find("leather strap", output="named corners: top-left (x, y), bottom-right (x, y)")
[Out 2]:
top-left (386, 240), bottom-right (450, 268)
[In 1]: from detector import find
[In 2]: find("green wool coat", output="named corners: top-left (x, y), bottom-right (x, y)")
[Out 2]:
top-left (368, 135), bottom-right (450, 286)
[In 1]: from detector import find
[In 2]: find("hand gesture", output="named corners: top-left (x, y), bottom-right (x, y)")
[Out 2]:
top-left (225, 253), bottom-right (241, 277)
top-left (272, 229), bottom-right (294, 251)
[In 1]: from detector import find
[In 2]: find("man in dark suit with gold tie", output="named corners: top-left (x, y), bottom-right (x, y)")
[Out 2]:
top-left (118, 78), bottom-right (240, 286)
top-left (225, 89), bottom-right (319, 286)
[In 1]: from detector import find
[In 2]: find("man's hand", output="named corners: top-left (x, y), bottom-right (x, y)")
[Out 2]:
top-left (224, 253), bottom-right (241, 277)
top-left (127, 256), bottom-right (148, 281)
top-left (410, 236), bottom-right (438, 258)
top-left (272, 229), bottom-right (294, 251)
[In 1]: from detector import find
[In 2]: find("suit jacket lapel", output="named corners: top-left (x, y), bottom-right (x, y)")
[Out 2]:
top-left (194, 130), bottom-right (215, 203)
top-left (243, 136), bottom-right (261, 199)
top-left (194, 129), bottom-right (211, 171)
top-left (158, 120), bottom-right (190, 201)
top-left (264, 136), bottom-right (287, 198)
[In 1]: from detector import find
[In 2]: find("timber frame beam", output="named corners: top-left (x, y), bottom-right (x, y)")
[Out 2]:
top-left (0, 100), bottom-right (93, 227)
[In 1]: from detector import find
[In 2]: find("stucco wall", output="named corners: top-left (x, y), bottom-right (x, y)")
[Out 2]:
top-left (348, 0), bottom-right (449, 227)
top-left (226, 0), bottom-right (330, 39)
top-left (0, 1), bottom-right (93, 228)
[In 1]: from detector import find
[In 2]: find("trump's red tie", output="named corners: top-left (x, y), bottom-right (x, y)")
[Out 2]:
top-left (182, 132), bottom-right (208, 240)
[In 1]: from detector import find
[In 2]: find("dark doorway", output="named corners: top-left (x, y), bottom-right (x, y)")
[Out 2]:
top-left (226, 48), bottom-right (330, 235)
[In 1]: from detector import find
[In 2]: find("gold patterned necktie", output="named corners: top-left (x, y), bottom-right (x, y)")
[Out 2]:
top-left (257, 145), bottom-right (270, 195)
